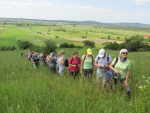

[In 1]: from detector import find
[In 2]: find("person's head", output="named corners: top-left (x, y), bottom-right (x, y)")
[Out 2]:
top-left (60, 50), bottom-right (65, 56)
top-left (33, 53), bottom-right (36, 57)
top-left (73, 52), bottom-right (78, 59)
top-left (58, 51), bottom-right (61, 57)
top-left (50, 52), bottom-right (55, 60)
top-left (87, 48), bottom-right (92, 56)
top-left (98, 49), bottom-right (106, 58)
top-left (40, 53), bottom-right (43, 57)
top-left (120, 49), bottom-right (128, 59)
top-left (35, 55), bottom-right (38, 60)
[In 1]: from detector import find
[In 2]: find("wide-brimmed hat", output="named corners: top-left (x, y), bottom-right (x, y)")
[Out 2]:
top-left (98, 49), bottom-right (105, 57)
top-left (87, 48), bottom-right (92, 55)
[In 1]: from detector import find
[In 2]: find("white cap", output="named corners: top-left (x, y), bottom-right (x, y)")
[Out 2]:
top-left (98, 49), bottom-right (105, 57)
top-left (119, 49), bottom-right (128, 57)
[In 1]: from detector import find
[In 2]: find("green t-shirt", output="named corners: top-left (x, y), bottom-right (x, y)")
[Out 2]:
top-left (82, 55), bottom-right (95, 69)
top-left (111, 57), bottom-right (131, 79)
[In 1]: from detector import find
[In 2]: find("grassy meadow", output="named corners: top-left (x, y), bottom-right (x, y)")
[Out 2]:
top-left (0, 24), bottom-right (150, 112)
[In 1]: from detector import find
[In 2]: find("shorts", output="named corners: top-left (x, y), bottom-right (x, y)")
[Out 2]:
top-left (97, 74), bottom-right (106, 85)
top-left (82, 69), bottom-right (93, 76)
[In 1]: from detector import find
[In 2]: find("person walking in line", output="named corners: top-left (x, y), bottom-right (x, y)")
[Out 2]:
top-left (42, 52), bottom-right (47, 66)
top-left (94, 49), bottom-right (112, 87)
top-left (32, 55), bottom-right (40, 69)
top-left (56, 51), bottom-right (61, 73)
top-left (68, 52), bottom-right (81, 79)
top-left (81, 48), bottom-right (95, 82)
top-left (58, 50), bottom-right (66, 76)
top-left (21, 51), bottom-right (23, 57)
top-left (109, 49), bottom-right (131, 98)
top-left (39, 53), bottom-right (44, 65)
top-left (48, 52), bottom-right (57, 74)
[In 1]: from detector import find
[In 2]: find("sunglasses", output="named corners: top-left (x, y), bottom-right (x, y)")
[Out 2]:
top-left (122, 52), bottom-right (128, 54)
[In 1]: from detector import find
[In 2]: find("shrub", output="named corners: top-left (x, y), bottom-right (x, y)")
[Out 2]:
top-left (82, 40), bottom-right (95, 48)
top-left (33, 46), bottom-right (43, 52)
top-left (77, 45), bottom-right (83, 48)
top-left (82, 36), bottom-right (87, 38)
top-left (104, 41), bottom-right (119, 50)
top-left (17, 40), bottom-right (34, 49)
top-left (68, 44), bottom-right (75, 48)
top-left (117, 37), bottom-right (120, 39)
top-left (108, 35), bottom-right (110, 39)
top-left (55, 36), bottom-right (59, 38)
top-left (119, 35), bottom-right (150, 52)
top-left (0, 46), bottom-right (16, 51)
top-left (59, 43), bottom-right (69, 48)
top-left (47, 33), bottom-right (50, 35)
top-left (43, 39), bottom-right (57, 54)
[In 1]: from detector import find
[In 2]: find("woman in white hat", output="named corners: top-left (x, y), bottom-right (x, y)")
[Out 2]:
top-left (109, 49), bottom-right (131, 97)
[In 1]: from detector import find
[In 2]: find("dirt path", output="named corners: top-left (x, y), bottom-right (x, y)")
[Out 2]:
top-left (65, 38), bottom-right (124, 44)
top-left (1, 29), bottom-right (7, 37)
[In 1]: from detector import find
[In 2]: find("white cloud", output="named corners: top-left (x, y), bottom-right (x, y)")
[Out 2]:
top-left (122, 0), bottom-right (150, 5)
top-left (133, 0), bottom-right (150, 2)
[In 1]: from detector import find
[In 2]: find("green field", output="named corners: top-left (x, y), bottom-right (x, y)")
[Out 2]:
top-left (0, 48), bottom-right (150, 112)
top-left (0, 25), bottom-right (149, 48)
top-left (0, 24), bottom-right (150, 112)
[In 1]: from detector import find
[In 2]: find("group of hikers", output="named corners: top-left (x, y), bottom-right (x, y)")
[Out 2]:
top-left (23, 48), bottom-right (131, 98)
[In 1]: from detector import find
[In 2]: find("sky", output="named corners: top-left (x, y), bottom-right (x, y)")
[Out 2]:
top-left (0, 0), bottom-right (150, 24)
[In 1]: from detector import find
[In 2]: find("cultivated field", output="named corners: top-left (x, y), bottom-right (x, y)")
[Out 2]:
top-left (65, 38), bottom-right (124, 44)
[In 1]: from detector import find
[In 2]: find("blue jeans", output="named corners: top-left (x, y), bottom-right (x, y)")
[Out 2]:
top-left (114, 78), bottom-right (131, 96)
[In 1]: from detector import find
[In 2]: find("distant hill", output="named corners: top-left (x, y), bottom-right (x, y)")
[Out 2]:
top-left (0, 18), bottom-right (149, 26)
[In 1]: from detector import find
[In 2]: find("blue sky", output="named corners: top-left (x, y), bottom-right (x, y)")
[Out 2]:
top-left (0, 0), bottom-right (150, 24)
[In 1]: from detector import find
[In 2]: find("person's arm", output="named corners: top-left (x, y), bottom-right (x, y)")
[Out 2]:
top-left (59, 57), bottom-right (65, 64)
top-left (32, 60), bottom-right (35, 64)
top-left (69, 63), bottom-right (76, 67)
top-left (94, 61), bottom-right (101, 68)
top-left (124, 69), bottom-right (130, 87)
top-left (109, 64), bottom-right (120, 74)
top-left (47, 59), bottom-right (49, 66)
top-left (104, 61), bottom-right (112, 68)
top-left (80, 59), bottom-right (84, 74)
top-left (93, 60), bottom-right (95, 74)
top-left (69, 58), bottom-right (76, 67)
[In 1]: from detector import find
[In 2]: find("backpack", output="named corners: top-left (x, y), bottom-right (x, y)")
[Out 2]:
top-left (71, 57), bottom-right (81, 63)
top-left (84, 54), bottom-right (93, 61)
top-left (98, 54), bottom-right (110, 70)
top-left (65, 59), bottom-right (69, 67)
top-left (113, 57), bottom-right (118, 67)
top-left (83, 54), bottom-right (94, 66)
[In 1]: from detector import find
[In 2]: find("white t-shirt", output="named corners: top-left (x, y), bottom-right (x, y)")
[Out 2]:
top-left (95, 54), bottom-right (112, 75)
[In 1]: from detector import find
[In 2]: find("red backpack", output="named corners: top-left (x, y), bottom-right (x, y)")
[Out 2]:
top-left (84, 54), bottom-right (93, 63)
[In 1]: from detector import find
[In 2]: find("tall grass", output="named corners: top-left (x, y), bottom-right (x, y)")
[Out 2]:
top-left (0, 49), bottom-right (150, 113)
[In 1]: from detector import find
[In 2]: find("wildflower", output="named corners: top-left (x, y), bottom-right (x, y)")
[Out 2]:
top-left (138, 86), bottom-right (142, 89)
top-left (146, 80), bottom-right (148, 82)
top-left (144, 86), bottom-right (146, 88)
top-left (17, 105), bottom-right (20, 108)
top-left (148, 77), bottom-right (150, 79)
top-left (142, 76), bottom-right (145, 78)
